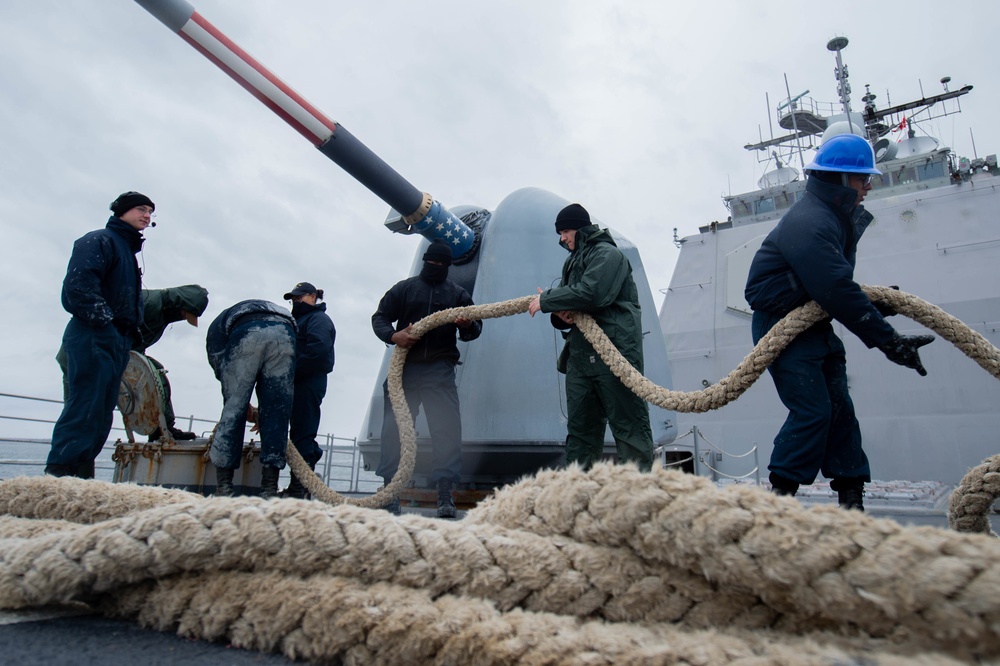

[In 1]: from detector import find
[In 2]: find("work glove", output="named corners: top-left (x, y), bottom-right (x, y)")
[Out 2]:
top-left (879, 332), bottom-right (934, 376)
top-left (873, 285), bottom-right (900, 318)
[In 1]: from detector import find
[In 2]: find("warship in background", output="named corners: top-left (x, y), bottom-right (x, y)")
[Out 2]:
top-left (659, 36), bottom-right (1000, 516)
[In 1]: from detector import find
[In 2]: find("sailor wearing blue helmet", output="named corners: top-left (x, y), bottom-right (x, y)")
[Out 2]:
top-left (745, 134), bottom-right (934, 510)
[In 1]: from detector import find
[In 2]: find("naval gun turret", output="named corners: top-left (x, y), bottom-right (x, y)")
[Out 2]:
top-left (133, 0), bottom-right (680, 487)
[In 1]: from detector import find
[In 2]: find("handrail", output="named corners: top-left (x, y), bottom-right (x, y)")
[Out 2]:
top-left (0, 391), bottom-right (376, 492)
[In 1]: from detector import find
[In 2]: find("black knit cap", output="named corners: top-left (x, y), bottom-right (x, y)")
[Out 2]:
top-left (422, 239), bottom-right (453, 265)
top-left (554, 203), bottom-right (590, 232)
top-left (110, 191), bottom-right (155, 216)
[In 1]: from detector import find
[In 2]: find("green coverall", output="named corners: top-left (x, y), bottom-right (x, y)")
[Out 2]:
top-left (539, 224), bottom-right (654, 471)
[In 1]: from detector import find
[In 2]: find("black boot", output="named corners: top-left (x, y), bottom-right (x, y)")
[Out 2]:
top-left (44, 464), bottom-right (77, 478)
top-left (380, 477), bottom-right (400, 515)
top-left (260, 465), bottom-right (280, 500)
top-left (279, 472), bottom-right (309, 499)
top-left (768, 472), bottom-right (799, 497)
top-left (168, 425), bottom-right (197, 441)
top-left (215, 467), bottom-right (235, 497)
top-left (833, 478), bottom-right (865, 511)
top-left (150, 426), bottom-right (197, 442)
top-left (76, 460), bottom-right (95, 479)
top-left (436, 479), bottom-right (457, 519)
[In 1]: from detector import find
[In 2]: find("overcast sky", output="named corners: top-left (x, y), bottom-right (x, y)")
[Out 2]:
top-left (1, 1), bottom-right (998, 441)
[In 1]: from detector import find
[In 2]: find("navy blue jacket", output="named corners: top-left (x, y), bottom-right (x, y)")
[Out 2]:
top-left (372, 275), bottom-right (482, 365)
top-left (206, 300), bottom-right (296, 380)
top-left (744, 176), bottom-right (895, 349)
top-left (61, 217), bottom-right (144, 334)
top-left (291, 300), bottom-right (336, 380)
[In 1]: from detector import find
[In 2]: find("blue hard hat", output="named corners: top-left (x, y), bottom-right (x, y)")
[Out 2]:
top-left (805, 134), bottom-right (882, 175)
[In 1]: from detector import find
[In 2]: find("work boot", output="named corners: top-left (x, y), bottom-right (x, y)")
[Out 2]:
top-left (149, 426), bottom-right (197, 442)
top-left (259, 465), bottom-right (280, 500)
top-left (76, 460), bottom-right (95, 479)
top-left (436, 479), bottom-right (457, 519)
top-left (768, 472), bottom-right (799, 497)
top-left (837, 486), bottom-right (865, 511)
top-left (384, 497), bottom-right (401, 515)
top-left (380, 476), bottom-right (401, 515)
top-left (831, 477), bottom-right (865, 511)
top-left (44, 464), bottom-right (77, 478)
top-left (169, 425), bottom-right (197, 441)
top-left (215, 467), bottom-right (235, 497)
top-left (279, 472), bottom-right (309, 500)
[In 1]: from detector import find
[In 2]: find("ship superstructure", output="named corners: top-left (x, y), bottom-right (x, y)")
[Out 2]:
top-left (659, 37), bottom-right (1000, 490)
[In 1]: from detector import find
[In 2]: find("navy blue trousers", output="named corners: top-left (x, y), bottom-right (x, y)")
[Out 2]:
top-left (752, 311), bottom-right (871, 485)
top-left (211, 321), bottom-right (295, 470)
top-left (290, 373), bottom-right (327, 466)
top-left (48, 319), bottom-right (131, 468)
top-left (377, 359), bottom-right (462, 485)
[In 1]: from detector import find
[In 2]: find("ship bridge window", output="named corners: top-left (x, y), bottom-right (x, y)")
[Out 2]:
top-left (731, 200), bottom-right (752, 218)
top-left (894, 166), bottom-right (917, 185)
top-left (773, 191), bottom-right (797, 211)
top-left (753, 197), bottom-right (776, 215)
top-left (916, 160), bottom-right (946, 181)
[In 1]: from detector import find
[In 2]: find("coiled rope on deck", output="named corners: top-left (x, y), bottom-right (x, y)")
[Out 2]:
top-left (0, 470), bottom-right (997, 664)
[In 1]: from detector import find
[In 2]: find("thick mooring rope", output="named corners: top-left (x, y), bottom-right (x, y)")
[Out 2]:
top-left (949, 453), bottom-right (1000, 535)
top-left (3, 286), bottom-right (1000, 663)
top-left (293, 287), bottom-right (1000, 525)
top-left (0, 471), bottom-right (996, 664)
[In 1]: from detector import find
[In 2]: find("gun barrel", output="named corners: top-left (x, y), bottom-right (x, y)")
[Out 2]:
top-left (133, 0), bottom-right (475, 258)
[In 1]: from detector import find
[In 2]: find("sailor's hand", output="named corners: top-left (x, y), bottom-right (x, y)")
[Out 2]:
top-left (454, 317), bottom-right (473, 329)
top-left (880, 332), bottom-right (934, 376)
top-left (528, 288), bottom-right (543, 317)
top-left (250, 421), bottom-right (260, 434)
top-left (874, 285), bottom-right (900, 318)
top-left (391, 326), bottom-right (420, 349)
top-left (246, 404), bottom-right (259, 423)
top-left (555, 311), bottom-right (575, 325)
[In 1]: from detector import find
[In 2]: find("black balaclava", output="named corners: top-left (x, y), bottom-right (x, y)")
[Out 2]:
top-left (420, 240), bottom-right (453, 285)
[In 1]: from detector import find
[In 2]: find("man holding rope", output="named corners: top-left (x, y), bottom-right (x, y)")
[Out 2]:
top-left (744, 133), bottom-right (934, 510)
top-left (372, 240), bottom-right (482, 517)
top-left (528, 203), bottom-right (654, 472)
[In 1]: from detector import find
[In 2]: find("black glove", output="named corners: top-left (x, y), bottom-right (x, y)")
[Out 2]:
top-left (874, 285), bottom-right (900, 318)
top-left (879, 332), bottom-right (934, 376)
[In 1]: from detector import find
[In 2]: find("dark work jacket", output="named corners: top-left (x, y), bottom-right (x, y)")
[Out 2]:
top-left (206, 300), bottom-right (296, 380)
top-left (744, 176), bottom-right (895, 349)
top-left (135, 285), bottom-right (210, 352)
top-left (540, 224), bottom-right (644, 376)
top-left (372, 275), bottom-right (482, 365)
top-left (61, 216), bottom-right (144, 335)
top-left (291, 300), bottom-right (336, 380)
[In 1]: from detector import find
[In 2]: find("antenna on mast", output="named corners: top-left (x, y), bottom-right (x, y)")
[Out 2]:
top-left (827, 36), bottom-right (855, 136)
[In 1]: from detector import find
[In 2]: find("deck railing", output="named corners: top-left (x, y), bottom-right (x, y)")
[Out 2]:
top-left (0, 391), bottom-right (378, 492)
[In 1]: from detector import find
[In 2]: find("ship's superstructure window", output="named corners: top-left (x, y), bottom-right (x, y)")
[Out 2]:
top-left (753, 197), bottom-right (776, 215)
top-left (773, 192), bottom-right (797, 210)
top-left (732, 200), bottom-right (752, 217)
top-left (916, 160), bottom-right (946, 181)
top-left (894, 166), bottom-right (917, 185)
